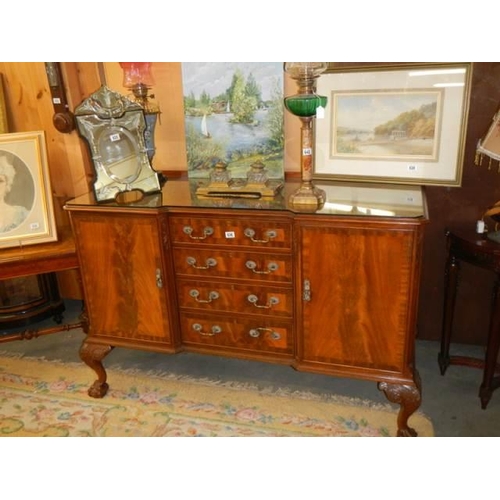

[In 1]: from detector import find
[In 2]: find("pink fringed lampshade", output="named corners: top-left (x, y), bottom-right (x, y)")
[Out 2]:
top-left (119, 62), bottom-right (154, 89)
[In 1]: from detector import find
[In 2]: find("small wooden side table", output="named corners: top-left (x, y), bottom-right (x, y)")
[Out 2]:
top-left (0, 227), bottom-right (84, 343)
top-left (439, 227), bottom-right (500, 409)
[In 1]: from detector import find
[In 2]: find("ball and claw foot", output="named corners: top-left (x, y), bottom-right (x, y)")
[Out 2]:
top-left (378, 372), bottom-right (421, 437)
top-left (79, 341), bottom-right (113, 399)
top-left (88, 381), bottom-right (109, 398)
top-left (397, 425), bottom-right (417, 437)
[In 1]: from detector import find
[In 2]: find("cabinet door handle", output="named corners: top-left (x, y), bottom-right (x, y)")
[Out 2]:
top-left (156, 268), bottom-right (163, 288)
top-left (183, 225), bottom-right (214, 240)
top-left (192, 323), bottom-right (222, 336)
top-left (249, 327), bottom-right (281, 340)
top-left (244, 228), bottom-right (277, 243)
top-left (245, 260), bottom-right (279, 274)
top-left (186, 256), bottom-right (217, 270)
top-left (189, 289), bottom-right (220, 303)
top-left (303, 279), bottom-right (311, 302)
top-left (247, 294), bottom-right (279, 309)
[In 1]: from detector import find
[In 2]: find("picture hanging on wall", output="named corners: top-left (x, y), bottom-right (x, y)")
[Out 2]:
top-left (181, 62), bottom-right (284, 180)
top-left (314, 63), bottom-right (472, 186)
top-left (0, 131), bottom-right (58, 249)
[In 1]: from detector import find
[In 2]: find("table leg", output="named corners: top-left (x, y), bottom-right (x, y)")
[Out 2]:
top-left (479, 276), bottom-right (500, 409)
top-left (378, 370), bottom-right (422, 437)
top-left (79, 340), bottom-right (114, 398)
top-left (439, 254), bottom-right (460, 375)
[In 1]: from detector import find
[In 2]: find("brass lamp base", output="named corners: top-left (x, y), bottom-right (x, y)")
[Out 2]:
top-left (288, 181), bottom-right (326, 211)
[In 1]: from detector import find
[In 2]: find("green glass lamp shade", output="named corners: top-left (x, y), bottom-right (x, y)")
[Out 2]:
top-left (284, 94), bottom-right (327, 117)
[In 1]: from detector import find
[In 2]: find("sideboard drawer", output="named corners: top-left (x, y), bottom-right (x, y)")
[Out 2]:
top-left (172, 248), bottom-right (293, 283)
top-left (177, 280), bottom-right (293, 317)
top-left (180, 312), bottom-right (293, 355)
top-left (169, 215), bottom-right (292, 249)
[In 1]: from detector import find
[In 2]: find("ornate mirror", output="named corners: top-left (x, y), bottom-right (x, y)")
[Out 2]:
top-left (75, 85), bottom-right (163, 203)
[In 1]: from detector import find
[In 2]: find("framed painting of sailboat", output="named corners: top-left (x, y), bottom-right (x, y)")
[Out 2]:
top-left (181, 62), bottom-right (284, 180)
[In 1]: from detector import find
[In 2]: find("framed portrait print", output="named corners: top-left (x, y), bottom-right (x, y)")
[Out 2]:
top-left (314, 63), bottom-right (472, 186)
top-left (0, 131), bottom-right (58, 249)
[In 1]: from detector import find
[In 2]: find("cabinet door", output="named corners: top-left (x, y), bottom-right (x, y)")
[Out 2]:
top-left (298, 223), bottom-right (421, 379)
top-left (71, 211), bottom-right (176, 347)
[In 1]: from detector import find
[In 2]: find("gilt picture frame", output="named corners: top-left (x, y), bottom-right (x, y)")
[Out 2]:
top-left (0, 131), bottom-right (58, 249)
top-left (0, 74), bottom-right (8, 134)
top-left (314, 63), bottom-right (472, 186)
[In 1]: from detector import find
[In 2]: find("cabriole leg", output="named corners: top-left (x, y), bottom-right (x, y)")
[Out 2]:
top-left (79, 340), bottom-right (114, 398)
top-left (378, 371), bottom-right (422, 437)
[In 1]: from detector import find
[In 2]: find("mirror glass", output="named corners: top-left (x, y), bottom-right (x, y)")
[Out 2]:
top-left (98, 126), bottom-right (141, 185)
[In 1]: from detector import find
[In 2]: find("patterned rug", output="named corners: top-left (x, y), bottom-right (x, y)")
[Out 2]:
top-left (0, 354), bottom-right (434, 437)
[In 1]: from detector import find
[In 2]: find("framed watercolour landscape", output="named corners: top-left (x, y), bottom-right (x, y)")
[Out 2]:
top-left (181, 62), bottom-right (284, 180)
top-left (0, 131), bottom-right (57, 249)
top-left (314, 63), bottom-right (472, 186)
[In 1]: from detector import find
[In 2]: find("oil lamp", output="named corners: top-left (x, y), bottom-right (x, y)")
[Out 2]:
top-left (119, 62), bottom-right (160, 162)
top-left (284, 62), bottom-right (328, 209)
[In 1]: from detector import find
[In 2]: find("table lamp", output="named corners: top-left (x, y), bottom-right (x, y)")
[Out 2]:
top-left (284, 62), bottom-right (327, 210)
top-left (475, 107), bottom-right (500, 241)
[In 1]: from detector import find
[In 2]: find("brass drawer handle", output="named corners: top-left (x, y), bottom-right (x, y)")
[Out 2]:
top-left (186, 256), bottom-right (217, 270)
top-left (247, 294), bottom-right (279, 309)
top-left (183, 225), bottom-right (214, 240)
top-left (155, 268), bottom-right (163, 288)
top-left (249, 327), bottom-right (281, 341)
top-left (189, 289), bottom-right (220, 303)
top-left (245, 260), bottom-right (279, 274)
top-left (192, 323), bottom-right (222, 336)
top-left (244, 228), bottom-right (277, 243)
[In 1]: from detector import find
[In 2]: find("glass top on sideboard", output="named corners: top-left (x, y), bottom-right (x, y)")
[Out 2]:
top-left (66, 178), bottom-right (427, 219)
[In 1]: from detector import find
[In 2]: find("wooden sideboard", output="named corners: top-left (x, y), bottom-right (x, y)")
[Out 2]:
top-left (65, 179), bottom-right (429, 436)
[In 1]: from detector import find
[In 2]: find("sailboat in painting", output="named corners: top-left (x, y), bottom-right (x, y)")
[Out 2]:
top-left (201, 114), bottom-right (211, 139)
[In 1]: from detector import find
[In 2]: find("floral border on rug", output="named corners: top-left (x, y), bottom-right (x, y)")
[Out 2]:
top-left (0, 355), bottom-right (434, 437)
